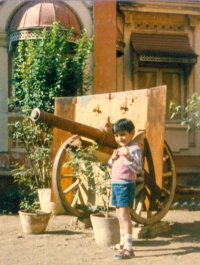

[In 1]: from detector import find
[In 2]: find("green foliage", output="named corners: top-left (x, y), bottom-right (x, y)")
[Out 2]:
top-left (8, 21), bottom-right (93, 211)
top-left (9, 21), bottom-right (93, 116)
top-left (19, 194), bottom-right (40, 213)
top-left (170, 92), bottom-right (200, 132)
top-left (65, 144), bottom-right (111, 217)
top-left (9, 119), bottom-right (53, 189)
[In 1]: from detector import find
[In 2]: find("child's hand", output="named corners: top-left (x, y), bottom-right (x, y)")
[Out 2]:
top-left (111, 150), bottom-right (119, 160)
top-left (122, 146), bottom-right (130, 158)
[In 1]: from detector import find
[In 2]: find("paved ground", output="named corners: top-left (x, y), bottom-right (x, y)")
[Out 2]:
top-left (0, 210), bottom-right (200, 265)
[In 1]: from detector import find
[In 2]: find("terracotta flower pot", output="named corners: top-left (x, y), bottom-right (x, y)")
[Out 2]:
top-left (18, 210), bottom-right (51, 234)
top-left (90, 213), bottom-right (120, 247)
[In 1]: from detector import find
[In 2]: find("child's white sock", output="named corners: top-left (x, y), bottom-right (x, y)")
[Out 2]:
top-left (124, 233), bottom-right (132, 250)
top-left (119, 229), bottom-right (125, 246)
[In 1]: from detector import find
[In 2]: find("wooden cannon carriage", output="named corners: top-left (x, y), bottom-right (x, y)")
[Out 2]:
top-left (31, 86), bottom-right (176, 225)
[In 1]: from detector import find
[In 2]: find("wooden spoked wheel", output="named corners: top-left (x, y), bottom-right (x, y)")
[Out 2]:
top-left (131, 141), bottom-right (176, 225)
top-left (52, 135), bottom-right (111, 217)
top-left (53, 135), bottom-right (176, 224)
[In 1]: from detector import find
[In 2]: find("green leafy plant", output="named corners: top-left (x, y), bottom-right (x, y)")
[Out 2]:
top-left (170, 92), bottom-right (200, 132)
top-left (65, 144), bottom-right (111, 218)
top-left (10, 119), bottom-right (53, 190)
top-left (18, 191), bottom-right (40, 213)
top-left (8, 21), bottom-right (93, 212)
top-left (9, 21), bottom-right (93, 116)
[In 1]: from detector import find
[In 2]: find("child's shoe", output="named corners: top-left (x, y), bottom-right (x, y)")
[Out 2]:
top-left (108, 244), bottom-right (123, 251)
top-left (114, 248), bottom-right (135, 259)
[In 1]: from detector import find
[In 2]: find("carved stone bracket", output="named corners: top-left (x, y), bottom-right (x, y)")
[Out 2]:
top-left (124, 12), bottom-right (133, 25)
top-left (188, 15), bottom-right (200, 29)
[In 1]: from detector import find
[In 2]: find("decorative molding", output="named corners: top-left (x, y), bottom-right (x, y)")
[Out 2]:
top-left (133, 21), bottom-right (185, 32)
top-left (8, 29), bottom-right (80, 52)
top-left (123, 12), bottom-right (185, 32)
top-left (124, 12), bottom-right (185, 32)
top-left (119, 2), bottom-right (200, 16)
top-left (139, 54), bottom-right (197, 64)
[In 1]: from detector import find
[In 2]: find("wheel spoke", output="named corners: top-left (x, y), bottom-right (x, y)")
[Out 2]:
top-left (61, 174), bottom-right (78, 179)
top-left (80, 182), bottom-right (88, 195)
top-left (63, 179), bottom-right (80, 194)
top-left (136, 176), bottom-right (144, 182)
top-left (156, 200), bottom-right (164, 210)
top-left (77, 185), bottom-right (85, 205)
top-left (135, 192), bottom-right (144, 215)
top-left (70, 182), bottom-right (88, 207)
top-left (162, 186), bottom-right (171, 195)
top-left (71, 189), bottom-right (79, 207)
top-left (163, 154), bottom-right (169, 162)
top-left (163, 171), bottom-right (172, 177)
top-left (135, 183), bottom-right (144, 196)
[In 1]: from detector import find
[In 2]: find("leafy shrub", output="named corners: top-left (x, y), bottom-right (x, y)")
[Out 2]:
top-left (8, 21), bottom-right (93, 211)
top-left (170, 92), bottom-right (200, 132)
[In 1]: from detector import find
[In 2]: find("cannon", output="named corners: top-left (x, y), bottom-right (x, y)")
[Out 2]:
top-left (31, 86), bottom-right (176, 225)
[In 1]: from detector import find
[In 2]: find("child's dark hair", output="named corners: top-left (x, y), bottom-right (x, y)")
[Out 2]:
top-left (112, 118), bottom-right (135, 134)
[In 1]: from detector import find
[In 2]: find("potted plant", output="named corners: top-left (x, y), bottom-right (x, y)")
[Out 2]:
top-left (17, 191), bottom-right (52, 234)
top-left (65, 143), bottom-right (120, 247)
top-left (170, 92), bottom-right (200, 132)
top-left (8, 21), bottom-right (93, 218)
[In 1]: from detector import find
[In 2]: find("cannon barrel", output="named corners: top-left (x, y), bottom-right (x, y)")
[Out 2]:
top-left (31, 108), bottom-right (117, 149)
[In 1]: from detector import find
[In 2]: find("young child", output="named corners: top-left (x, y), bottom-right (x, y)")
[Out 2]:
top-left (108, 118), bottom-right (143, 259)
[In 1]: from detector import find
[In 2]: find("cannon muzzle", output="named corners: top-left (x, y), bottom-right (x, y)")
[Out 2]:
top-left (31, 108), bottom-right (117, 149)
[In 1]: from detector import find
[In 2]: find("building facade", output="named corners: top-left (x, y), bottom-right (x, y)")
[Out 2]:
top-left (0, 0), bottom-right (200, 190)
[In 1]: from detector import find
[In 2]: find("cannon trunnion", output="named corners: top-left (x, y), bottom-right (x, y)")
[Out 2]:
top-left (31, 86), bottom-right (176, 225)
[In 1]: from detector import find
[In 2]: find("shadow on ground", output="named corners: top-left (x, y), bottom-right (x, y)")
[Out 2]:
top-left (47, 230), bottom-right (84, 235)
top-left (132, 220), bottom-right (200, 258)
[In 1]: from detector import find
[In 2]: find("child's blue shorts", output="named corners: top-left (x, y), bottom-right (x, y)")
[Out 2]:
top-left (111, 182), bottom-right (135, 208)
